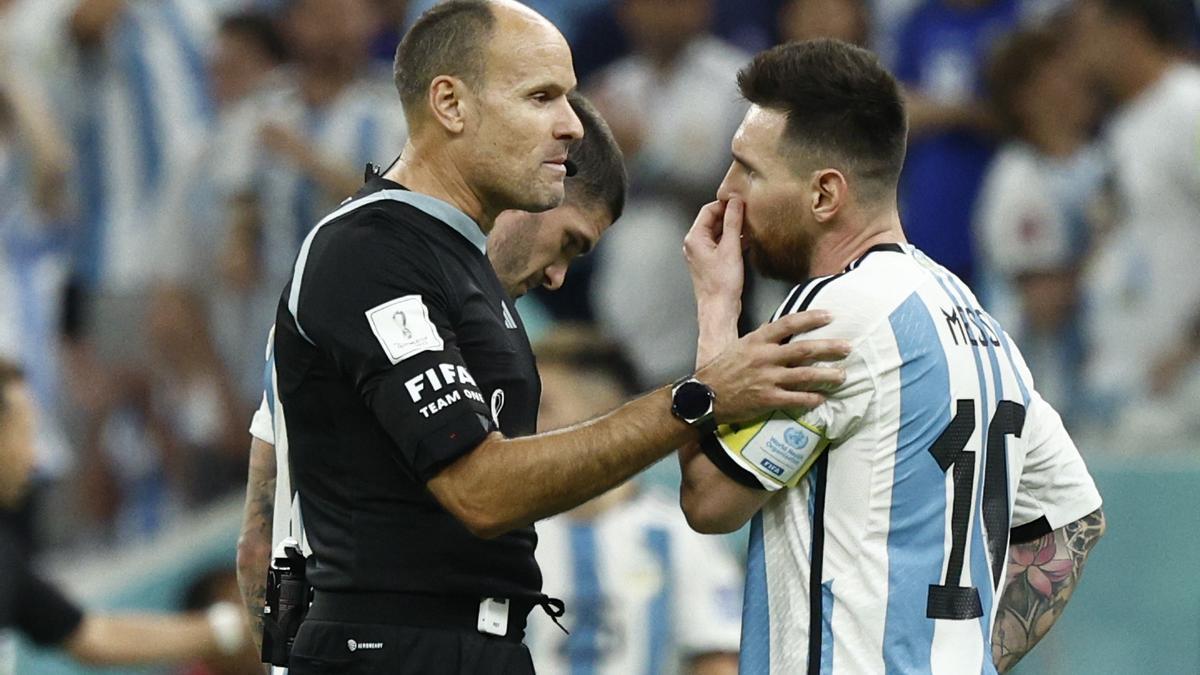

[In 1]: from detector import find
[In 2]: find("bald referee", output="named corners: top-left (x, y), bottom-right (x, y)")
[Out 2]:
top-left (269, 2), bottom-right (849, 673)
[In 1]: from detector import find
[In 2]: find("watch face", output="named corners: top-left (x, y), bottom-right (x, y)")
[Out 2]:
top-left (674, 381), bottom-right (714, 421)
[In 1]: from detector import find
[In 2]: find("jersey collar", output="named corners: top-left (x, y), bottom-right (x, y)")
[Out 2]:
top-left (370, 178), bottom-right (488, 254)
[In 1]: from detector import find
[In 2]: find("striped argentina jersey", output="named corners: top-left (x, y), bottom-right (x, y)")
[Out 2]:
top-left (70, 0), bottom-right (223, 291)
top-left (716, 243), bottom-right (1102, 674)
top-left (527, 490), bottom-right (742, 675)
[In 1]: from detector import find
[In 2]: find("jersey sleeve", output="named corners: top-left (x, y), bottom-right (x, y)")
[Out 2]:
top-left (249, 328), bottom-right (276, 444)
top-left (672, 526), bottom-right (743, 656)
top-left (15, 568), bottom-right (84, 646)
top-left (703, 282), bottom-right (878, 491)
top-left (294, 212), bottom-right (494, 482)
top-left (249, 392), bottom-right (274, 444)
top-left (1010, 388), bottom-right (1103, 531)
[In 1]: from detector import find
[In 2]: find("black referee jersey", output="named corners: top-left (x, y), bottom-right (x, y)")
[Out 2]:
top-left (273, 176), bottom-right (542, 600)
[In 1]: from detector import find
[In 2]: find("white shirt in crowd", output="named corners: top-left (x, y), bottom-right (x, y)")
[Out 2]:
top-left (1086, 62), bottom-right (1200, 407)
top-left (974, 141), bottom-right (1106, 415)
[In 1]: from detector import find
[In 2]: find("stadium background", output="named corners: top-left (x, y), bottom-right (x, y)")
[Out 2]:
top-left (1, 0), bottom-right (1197, 672)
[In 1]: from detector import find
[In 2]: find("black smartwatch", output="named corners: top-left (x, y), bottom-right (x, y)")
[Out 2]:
top-left (671, 376), bottom-right (717, 436)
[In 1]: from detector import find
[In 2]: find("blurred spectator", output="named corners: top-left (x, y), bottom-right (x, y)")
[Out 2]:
top-left (145, 286), bottom-right (246, 506)
top-left (36, 0), bottom-right (243, 542)
top-left (176, 568), bottom-right (261, 675)
top-left (0, 359), bottom-right (252, 669)
top-left (220, 0), bottom-right (406, 362)
top-left (405, 0), bottom-right (615, 46)
top-left (587, 0), bottom-right (749, 385)
top-left (527, 327), bottom-right (742, 675)
top-left (778, 0), bottom-right (870, 46)
top-left (894, 0), bottom-right (1022, 286)
top-left (164, 9), bottom-right (289, 404)
top-left (367, 0), bottom-right (410, 64)
top-left (590, 0), bottom-right (745, 205)
top-left (0, 17), bottom-right (75, 482)
top-left (60, 0), bottom-right (232, 351)
top-left (1068, 0), bottom-right (1200, 434)
top-left (975, 25), bottom-right (1105, 426)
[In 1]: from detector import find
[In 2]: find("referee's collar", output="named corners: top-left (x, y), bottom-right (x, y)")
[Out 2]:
top-left (370, 178), bottom-right (488, 254)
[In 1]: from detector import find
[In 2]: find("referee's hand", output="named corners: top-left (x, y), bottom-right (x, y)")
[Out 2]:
top-left (696, 310), bottom-right (850, 422)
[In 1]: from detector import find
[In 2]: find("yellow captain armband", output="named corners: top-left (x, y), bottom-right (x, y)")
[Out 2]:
top-left (715, 410), bottom-right (830, 489)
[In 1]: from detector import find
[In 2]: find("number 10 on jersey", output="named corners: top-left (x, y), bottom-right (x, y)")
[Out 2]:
top-left (926, 399), bottom-right (1027, 620)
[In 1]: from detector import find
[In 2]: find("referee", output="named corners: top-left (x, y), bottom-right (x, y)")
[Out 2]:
top-left (273, 2), bottom-right (849, 673)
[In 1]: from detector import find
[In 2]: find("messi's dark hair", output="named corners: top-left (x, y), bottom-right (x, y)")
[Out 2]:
top-left (738, 39), bottom-right (907, 196)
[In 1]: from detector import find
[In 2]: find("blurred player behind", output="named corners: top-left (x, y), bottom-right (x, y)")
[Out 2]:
top-left (527, 326), bottom-right (741, 675)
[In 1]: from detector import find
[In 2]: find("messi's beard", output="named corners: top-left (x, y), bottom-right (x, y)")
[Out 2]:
top-left (746, 224), bottom-right (814, 284)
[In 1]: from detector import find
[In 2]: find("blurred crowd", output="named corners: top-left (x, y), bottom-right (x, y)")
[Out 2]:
top-left (1, 0), bottom-right (1198, 558)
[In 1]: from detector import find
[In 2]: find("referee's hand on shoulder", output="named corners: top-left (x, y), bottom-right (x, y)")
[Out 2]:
top-left (697, 310), bottom-right (850, 422)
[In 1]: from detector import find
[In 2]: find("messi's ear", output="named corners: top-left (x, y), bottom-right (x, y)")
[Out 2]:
top-left (810, 169), bottom-right (848, 224)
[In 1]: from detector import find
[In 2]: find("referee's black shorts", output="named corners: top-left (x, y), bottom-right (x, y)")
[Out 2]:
top-left (288, 620), bottom-right (536, 675)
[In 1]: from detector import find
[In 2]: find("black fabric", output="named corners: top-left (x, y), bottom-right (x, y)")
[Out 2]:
top-left (699, 434), bottom-right (766, 490)
top-left (288, 620), bottom-right (536, 675)
top-left (0, 520), bottom-right (84, 645)
top-left (275, 177), bottom-right (543, 600)
top-left (806, 452), bottom-right (830, 675)
top-left (1010, 516), bottom-right (1053, 544)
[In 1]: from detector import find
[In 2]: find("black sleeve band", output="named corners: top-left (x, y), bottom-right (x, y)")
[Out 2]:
top-left (18, 573), bottom-right (85, 646)
top-left (700, 434), bottom-right (767, 491)
top-left (1010, 515), bottom-right (1052, 544)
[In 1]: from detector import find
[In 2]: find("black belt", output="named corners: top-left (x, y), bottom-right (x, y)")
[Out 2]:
top-left (306, 591), bottom-right (566, 642)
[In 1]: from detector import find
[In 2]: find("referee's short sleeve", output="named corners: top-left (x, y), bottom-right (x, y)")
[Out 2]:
top-left (294, 211), bottom-right (494, 482)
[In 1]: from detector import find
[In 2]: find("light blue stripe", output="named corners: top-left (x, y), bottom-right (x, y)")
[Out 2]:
top-left (883, 291), bottom-right (950, 674)
top-left (644, 527), bottom-right (671, 675)
top-left (157, 0), bottom-right (214, 121)
top-left (118, 17), bottom-right (164, 191)
top-left (566, 523), bottom-right (600, 675)
top-left (821, 580), bottom-right (834, 674)
top-left (990, 315), bottom-right (1031, 407)
top-left (76, 67), bottom-right (108, 286)
top-left (740, 512), bottom-right (770, 674)
top-left (938, 271), bottom-right (1003, 667)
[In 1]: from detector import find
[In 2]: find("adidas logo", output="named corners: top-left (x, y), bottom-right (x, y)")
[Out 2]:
top-left (501, 302), bottom-right (517, 330)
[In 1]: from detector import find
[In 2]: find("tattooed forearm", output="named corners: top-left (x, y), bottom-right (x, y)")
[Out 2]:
top-left (236, 437), bottom-right (277, 653)
top-left (992, 508), bottom-right (1106, 672)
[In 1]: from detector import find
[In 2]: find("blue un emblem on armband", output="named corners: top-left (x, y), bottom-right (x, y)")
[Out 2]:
top-left (784, 428), bottom-right (809, 450)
